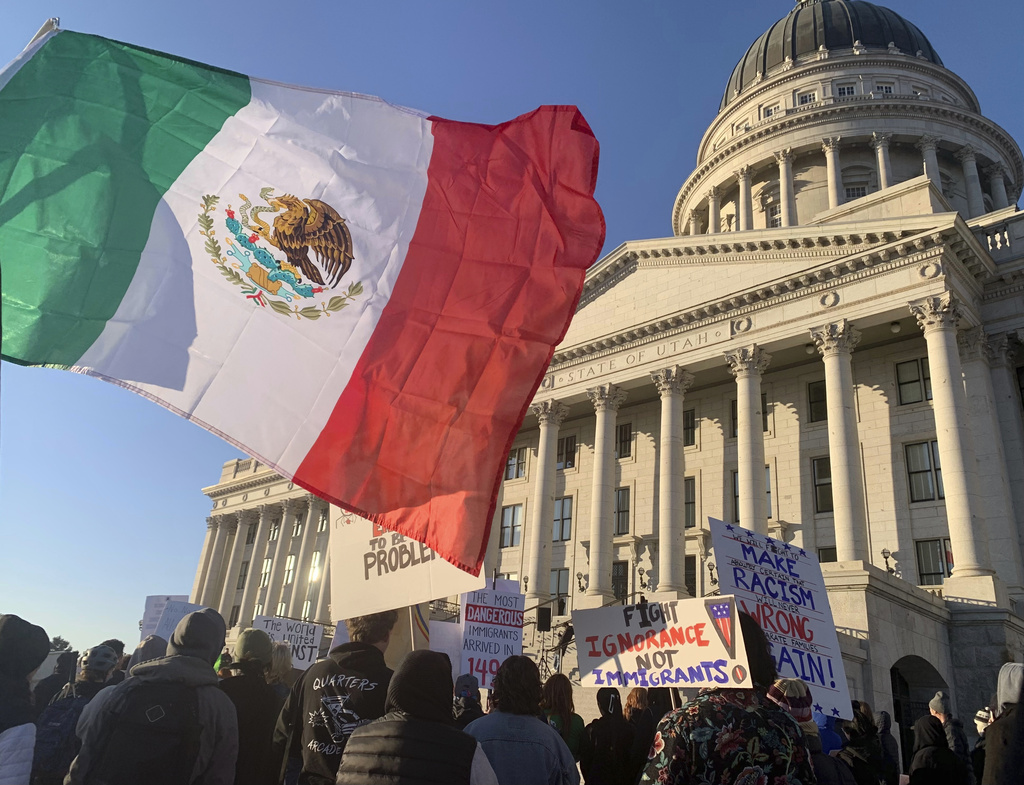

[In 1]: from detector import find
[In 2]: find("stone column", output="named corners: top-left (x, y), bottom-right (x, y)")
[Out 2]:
top-left (587, 384), bottom-right (628, 599)
top-left (237, 505), bottom-right (273, 627)
top-left (652, 366), bottom-right (695, 596)
top-left (957, 145), bottom-right (986, 218)
top-left (909, 294), bottom-right (993, 577)
top-left (315, 549), bottom-right (332, 623)
top-left (725, 345), bottom-right (772, 533)
top-left (218, 513), bottom-right (249, 622)
top-left (822, 137), bottom-right (843, 209)
top-left (958, 329), bottom-right (1024, 591)
top-left (774, 149), bottom-right (796, 227)
top-left (917, 135), bottom-right (941, 188)
top-left (706, 187), bottom-right (721, 234)
top-left (990, 334), bottom-right (1024, 559)
top-left (525, 400), bottom-right (569, 602)
top-left (871, 132), bottom-right (893, 190)
top-left (190, 518), bottom-right (217, 603)
top-left (199, 516), bottom-right (231, 607)
top-left (688, 210), bottom-right (700, 236)
top-left (289, 496), bottom-right (322, 618)
top-left (264, 500), bottom-right (298, 617)
top-left (985, 164), bottom-right (1010, 210)
top-left (810, 320), bottom-right (868, 561)
top-left (735, 166), bottom-right (753, 231)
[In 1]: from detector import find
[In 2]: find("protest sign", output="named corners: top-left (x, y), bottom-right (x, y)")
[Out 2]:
top-left (330, 510), bottom-right (484, 619)
top-left (153, 600), bottom-right (205, 641)
top-left (572, 596), bottom-right (752, 689)
top-left (709, 517), bottom-right (853, 720)
top-left (141, 595), bottom-right (188, 640)
top-left (459, 585), bottom-right (525, 689)
top-left (252, 615), bottom-right (323, 670)
top-left (429, 620), bottom-right (464, 684)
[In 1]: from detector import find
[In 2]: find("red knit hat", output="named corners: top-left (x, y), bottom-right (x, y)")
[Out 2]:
top-left (767, 677), bottom-right (814, 723)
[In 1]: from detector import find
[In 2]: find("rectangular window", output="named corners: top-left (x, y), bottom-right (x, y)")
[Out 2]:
top-left (556, 435), bottom-right (576, 470)
top-left (229, 606), bottom-right (240, 627)
top-left (763, 104), bottom-right (779, 119)
top-left (292, 519), bottom-right (303, 539)
top-left (254, 603), bottom-right (263, 618)
top-left (500, 504), bottom-right (523, 548)
top-left (301, 600), bottom-right (312, 621)
top-left (876, 83), bottom-right (894, 94)
top-left (276, 601), bottom-right (286, 616)
top-left (308, 551), bottom-right (322, 583)
top-left (685, 556), bottom-right (697, 598)
top-left (616, 423), bottom-right (633, 458)
top-left (683, 408), bottom-right (697, 446)
top-left (614, 487), bottom-right (631, 535)
top-left (808, 380), bottom-right (828, 423)
top-left (236, 560), bottom-right (249, 591)
top-left (897, 359), bottom-right (932, 404)
top-left (798, 92), bottom-right (817, 105)
top-left (245, 525), bottom-right (256, 545)
top-left (611, 561), bottom-right (629, 604)
top-left (550, 568), bottom-right (569, 615)
top-left (836, 84), bottom-right (856, 97)
top-left (553, 496), bottom-right (573, 542)
top-left (766, 465), bottom-right (773, 520)
top-left (259, 557), bottom-right (272, 589)
top-left (684, 477), bottom-right (696, 529)
top-left (269, 520), bottom-right (280, 542)
top-left (732, 468), bottom-right (771, 522)
top-left (317, 508), bottom-right (328, 533)
top-left (818, 546), bottom-right (838, 563)
top-left (916, 538), bottom-right (953, 585)
top-left (906, 441), bottom-right (943, 502)
top-left (504, 447), bottom-right (527, 480)
top-left (767, 203), bottom-right (782, 228)
top-left (731, 394), bottom-right (769, 437)
top-left (813, 457), bottom-right (834, 513)
top-left (845, 186), bottom-right (867, 199)
top-left (284, 554), bottom-right (296, 585)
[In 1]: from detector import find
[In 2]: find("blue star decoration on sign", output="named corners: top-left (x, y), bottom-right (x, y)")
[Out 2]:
top-left (799, 549), bottom-right (808, 557)
top-left (726, 524), bottom-right (735, 532)
top-left (832, 707), bottom-right (841, 716)
top-left (782, 542), bottom-right (792, 551)
top-left (765, 536), bottom-right (775, 546)
top-left (814, 703), bottom-right (823, 713)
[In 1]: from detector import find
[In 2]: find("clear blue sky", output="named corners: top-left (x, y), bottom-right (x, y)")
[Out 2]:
top-left (2, 0), bottom-right (1021, 652)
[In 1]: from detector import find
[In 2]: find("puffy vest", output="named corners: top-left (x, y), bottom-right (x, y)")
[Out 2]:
top-left (337, 713), bottom-right (477, 785)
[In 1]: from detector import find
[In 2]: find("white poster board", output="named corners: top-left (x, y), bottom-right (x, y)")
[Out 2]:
top-left (458, 585), bottom-right (525, 689)
top-left (429, 620), bottom-right (464, 684)
top-left (571, 596), bottom-right (752, 689)
top-left (141, 595), bottom-right (188, 640)
top-left (251, 615), bottom-right (324, 670)
top-left (153, 600), bottom-right (205, 641)
top-left (329, 509), bottom-right (484, 618)
top-left (709, 517), bottom-right (853, 720)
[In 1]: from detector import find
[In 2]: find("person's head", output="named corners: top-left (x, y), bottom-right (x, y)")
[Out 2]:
top-left (912, 714), bottom-right (947, 753)
top-left (167, 608), bottom-right (227, 667)
top-left (928, 690), bottom-right (952, 721)
top-left (126, 635), bottom-right (168, 674)
top-left (385, 650), bottom-right (454, 723)
top-left (233, 628), bottom-right (274, 674)
top-left (878, 709), bottom-right (892, 734)
top-left (53, 651), bottom-right (78, 676)
top-left (490, 655), bottom-right (541, 716)
top-left (841, 703), bottom-right (878, 746)
top-left (267, 641), bottom-right (293, 686)
top-left (99, 639), bottom-right (125, 659)
top-left (77, 645), bottom-right (119, 683)
top-left (767, 678), bottom-right (816, 737)
top-left (454, 673), bottom-right (481, 704)
top-left (0, 614), bottom-right (49, 684)
top-left (624, 686), bottom-right (649, 721)
top-left (541, 673), bottom-right (575, 736)
top-left (996, 662), bottom-right (1024, 716)
top-left (738, 611), bottom-right (777, 688)
top-left (345, 610), bottom-right (399, 652)
top-left (596, 687), bottom-right (622, 718)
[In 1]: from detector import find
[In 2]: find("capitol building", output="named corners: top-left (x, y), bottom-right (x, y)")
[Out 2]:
top-left (191, 0), bottom-right (1023, 762)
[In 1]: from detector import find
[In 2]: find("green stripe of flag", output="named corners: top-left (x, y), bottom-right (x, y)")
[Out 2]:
top-left (0, 31), bottom-right (251, 366)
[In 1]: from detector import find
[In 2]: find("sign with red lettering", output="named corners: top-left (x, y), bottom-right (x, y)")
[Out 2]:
top-left (459, 586), bottom-right (525, 689)
top-left (329, 508), bottom-right (483, 619)
top-left (709, 517), bottom-right (853, 720)
top-left (571, 596), bottom-right (752, 689)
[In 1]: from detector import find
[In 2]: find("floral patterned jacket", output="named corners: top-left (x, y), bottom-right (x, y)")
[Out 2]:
top-left (639, 687), bottom-right (816, 785)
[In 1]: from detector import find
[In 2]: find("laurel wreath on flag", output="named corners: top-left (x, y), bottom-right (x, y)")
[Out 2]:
top-left (198, 194), bottom-right (363, 320)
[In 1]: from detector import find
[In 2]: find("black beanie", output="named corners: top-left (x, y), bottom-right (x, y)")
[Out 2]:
top-left (0, 615), bottom-right (50, 680)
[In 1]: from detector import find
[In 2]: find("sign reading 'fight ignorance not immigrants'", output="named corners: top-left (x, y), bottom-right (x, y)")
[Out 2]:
top-left (571, 596), bottom-right (752, 690)
top-left (709, 517), bottom-right (853, 720)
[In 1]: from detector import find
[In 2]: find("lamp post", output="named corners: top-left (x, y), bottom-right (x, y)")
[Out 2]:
top-left (881, 548), bottom-right (895, 575)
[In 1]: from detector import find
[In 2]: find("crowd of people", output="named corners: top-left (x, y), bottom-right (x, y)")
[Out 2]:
top-left (1, 609), bottom-right (1022, 785)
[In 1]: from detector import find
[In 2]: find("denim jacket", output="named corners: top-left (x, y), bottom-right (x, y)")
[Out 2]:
top-left (465, 710), bottom-right (580, 785)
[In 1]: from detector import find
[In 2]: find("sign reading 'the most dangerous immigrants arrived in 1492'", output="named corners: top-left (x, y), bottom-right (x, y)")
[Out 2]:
top-left (459, 586), bottom-right (525, 689)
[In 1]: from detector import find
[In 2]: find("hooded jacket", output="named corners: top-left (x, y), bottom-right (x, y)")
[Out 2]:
top-left (66, 609), bottom-right (238, 785)
top-left (0, 614), bottom-right (49, 785)
top-left (219, 660), bottom-right (283, 785)
top-left (580, 688), bottom-right (634, 785)
top-left (337, 651), bottom-right (497, 785)
top-left (126, 635), bottom-right (168, 674)
top-left (909, 715), bottom-right (963, 785)
top-left (982, 662), bottom-right (1024, 785)
top-left (272, 641), bottom-right (393, 785)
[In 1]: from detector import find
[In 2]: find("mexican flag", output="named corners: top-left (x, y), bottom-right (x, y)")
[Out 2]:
top-left (0, 26), bottom-right (604, 574)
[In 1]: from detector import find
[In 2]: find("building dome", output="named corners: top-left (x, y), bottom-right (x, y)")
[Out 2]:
top-left (721, 0), bottom-right (942, 110)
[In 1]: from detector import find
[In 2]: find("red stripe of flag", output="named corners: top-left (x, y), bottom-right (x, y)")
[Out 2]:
top-left (294, 106), bottom-right (604, 574)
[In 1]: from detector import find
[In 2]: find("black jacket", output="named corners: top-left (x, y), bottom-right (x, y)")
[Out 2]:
top-left (453, 697), bottom-right (484, 730)
top-left (626, 706), bottom-right (656, 784)
top-left (910, 716), bottom-right (965, 785)
top-left (982, 705), bottom-right (1024, 785)
top-left (808, 731), bottom-right (857, 785)
top-left (274, 642), bottom-right (393, 785)
top-left (580, 688), bottom-right (633, 785)
top-left (219, 663), bottom-right (284, 785)
top-left (31, 672), bottom-right (72, 720)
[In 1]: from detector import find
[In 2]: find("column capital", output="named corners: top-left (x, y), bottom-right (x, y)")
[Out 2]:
top-left (984, 163), bottom-right (1006, 180)
top-left (651, 366), bottom-right (695, 396)
top-left (688, 209), bottom-right (699, 221)
top-left (725, 345), bottom-right (772, 378)
top-left (773, 148), bottom-right (793, 165)
top-left (910, 292), bottom-right (962, 333)
top-left (587, 384), bottom-right (628, 412)
top-left (916, 135), bottom-right (940, 153)
top-left (870, 132), bottom-right (892, 150)
top-left (706, 186), bottom-right (721, 202)
top-left (206, 517), bottom-right (216, 530)
top-left (530, 399), bottom-right (569, 426)
top-left (810, 319), bottom-right (862, 356)
top-left (226, 519), bottom-right (239, 535)
top-left (821, 136), bottom-right (842, 153)
top-left (955, 144), bottom-right (978, 164)
top-left (957, 326), bottom-right (997, 365)
top-left (734, 165), bottom-right (751, 181)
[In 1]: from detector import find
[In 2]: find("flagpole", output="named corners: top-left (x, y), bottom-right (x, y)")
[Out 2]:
top-left (28, 18), bottom-right (60, 47)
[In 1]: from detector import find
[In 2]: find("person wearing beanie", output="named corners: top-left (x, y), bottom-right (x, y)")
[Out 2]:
top-left (453, 673), bottom-right (484, 729)
top-left (337, 651), bottom-right (498, 785)
top-left (0, 614), bottom-right (50, 785)
top-left (31, 650), bottom-right (78, 721)
top-left (640, 613), bottom-right (815, 785)
top-left (768, 678), bottom-right (856, 785)
top-left (66, 608), bottom-right (239, 785)
top-left (929, 691), bottom-right (974, 785)
top-left (124, 634), bottom-right (169, 675)
top-left (218, 628), bottom-right (283, 785)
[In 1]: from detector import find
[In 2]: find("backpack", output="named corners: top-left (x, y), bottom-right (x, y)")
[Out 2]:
top-left (85, 682), bottom-right (201, 785)
top-left (32, 683), bottom-right (92, 785)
